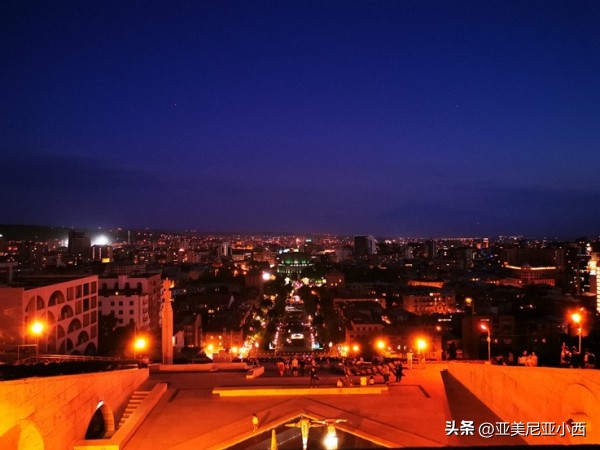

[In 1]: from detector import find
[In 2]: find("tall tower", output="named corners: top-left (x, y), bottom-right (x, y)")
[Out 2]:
top-left (589, 252), bottom-right (600, 313)
top-left (161, 278), bottom-right (174, 364)
top-left (68, 230), bottom-right (91, 262)
top-left (354, 235), bottom-right (376, 257)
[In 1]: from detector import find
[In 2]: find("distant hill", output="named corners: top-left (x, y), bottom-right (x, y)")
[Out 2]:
top-left (0, 224), bottom-right (75, 241)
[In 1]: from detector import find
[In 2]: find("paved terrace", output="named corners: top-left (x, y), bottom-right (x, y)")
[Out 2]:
top-left (123, 361), bottom-right (531, 449)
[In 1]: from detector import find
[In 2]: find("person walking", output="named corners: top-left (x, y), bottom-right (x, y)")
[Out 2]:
top-left (395, 362), bottom-right (404, 383)
top-left (382, 364), bottom-right (390, 384)
top-left (309, 366), bottom-right (319, 388)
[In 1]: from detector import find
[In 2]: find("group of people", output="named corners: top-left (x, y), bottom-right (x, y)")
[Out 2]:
top-left (340, 357), bottom-right (404, 386)
top-left (561, 343), bottom-right (596, 368)
top-left (275, 354), bottom-right (319, 377)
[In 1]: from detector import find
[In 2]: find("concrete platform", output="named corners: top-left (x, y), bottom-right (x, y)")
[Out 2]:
top-left (213, 385), bottom-right (389, 396)
top-left (122, 362), bottom-right (529, 449)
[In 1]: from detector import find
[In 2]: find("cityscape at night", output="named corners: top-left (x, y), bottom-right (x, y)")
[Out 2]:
top-left (2, 1), bottom-right (600, 449)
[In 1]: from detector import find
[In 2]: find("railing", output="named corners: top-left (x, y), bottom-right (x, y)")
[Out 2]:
top-left (14, 354), bottom-right (126, 365)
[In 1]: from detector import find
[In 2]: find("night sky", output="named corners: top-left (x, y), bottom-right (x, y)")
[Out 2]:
top-left (2, 1), bottom-right (599, 238)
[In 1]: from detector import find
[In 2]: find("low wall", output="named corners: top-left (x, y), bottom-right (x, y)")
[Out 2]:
top-left (0, 368), bottom-right (148, 450)
top-left (213, 385), bottom-right (389, 397)
top-left (153, 362), bottom-right (248, 373)
top-left (245, 365), bottom-right (265, 379)
top-left (448, 362), bottom-right (600, 445)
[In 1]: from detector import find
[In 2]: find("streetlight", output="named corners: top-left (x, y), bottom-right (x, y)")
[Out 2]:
top-left (134, 337), bottom-right (147, 360)
top-left (571, 312), bottom-right (583, 354)
top-left (465, 297), bottom-right (475, 315)
top-left (30, 320), bottom-right (45, 358)
top-left (416, 339), bottom-right (427, 367)
top-left (480, 323), bottom-right (491, 363)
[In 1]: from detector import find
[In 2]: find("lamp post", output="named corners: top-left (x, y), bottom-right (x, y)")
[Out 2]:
top-left (571, 312), bottom-right (582, 354)
top-left (134, 337), bottom-right (147, 361)
top-left (416, 339), bottom-right (427, 367)
top-left (465, 297), bottom-right (475, 315)
top-left (480, 323), bottom-right (491, 363)
top-left (30, 321), bottom-right (45, 359)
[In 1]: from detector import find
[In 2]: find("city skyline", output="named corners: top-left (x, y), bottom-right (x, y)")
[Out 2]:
top-left (2, 1), bottom-right (599, 238)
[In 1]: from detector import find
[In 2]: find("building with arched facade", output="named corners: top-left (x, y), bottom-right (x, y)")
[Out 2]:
top-left (0, 275), bottom-right (99, 355)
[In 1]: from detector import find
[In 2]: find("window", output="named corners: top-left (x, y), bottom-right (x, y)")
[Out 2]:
top-left (91, 281), bottom-right (97, 294)
top-left (118, 310), bottom-right (123, 315)
top-left (76, 285), bottom-right (83, 298)
top-left (67, 287), bottom-right (74, 301)
top-left (130, 310), bottom-right (134, 314)
top-left (83, 298), bottom-right (89, 311)
top-left (111, 302), bottom-right (115, 306)
top-left (76, 301), bottom-right (82, 314)
top-left (119, 301), bottom-right (123, 306)
top-left (83, 284), bottom-right (89, 296)
top-left (130, 301), bottom-right (134, 306)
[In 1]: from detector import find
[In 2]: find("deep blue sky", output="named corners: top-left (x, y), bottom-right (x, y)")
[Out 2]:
top-left (2, 1), bottom-right (599, 238)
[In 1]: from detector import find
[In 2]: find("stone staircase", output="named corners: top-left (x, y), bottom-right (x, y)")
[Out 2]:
top-left (118, 390), bottom-right (151, 429)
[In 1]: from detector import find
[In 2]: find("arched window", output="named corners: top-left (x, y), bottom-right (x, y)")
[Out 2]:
top-left (85, 342), bottom-right (97, 356)
top-left (60, 305), bottom-right (74, 321)
top-left (77, 330), bottom-right (90, 345)
top-left (25, 295), bottom-right (45, 312)
top-left (49, 290), bottom-right (65, 306)
top-left (68, 318), bottom-right (82, 333)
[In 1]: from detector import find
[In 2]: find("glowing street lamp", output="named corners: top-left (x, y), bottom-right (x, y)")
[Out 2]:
top-left (571, 312), bottom-right (583, 354)
top-left (134, 337), bottom-right (147, 360)
top-left (480, 323), bottom-right (491, 363)
top-left (30, 320), bottom-right (45, 358)
top-left (376, 340), bottom-right (386, 351)
top-left (465, 297), bottom-right (474, 315)
top-left (416, 339), bottom-right (427, 367)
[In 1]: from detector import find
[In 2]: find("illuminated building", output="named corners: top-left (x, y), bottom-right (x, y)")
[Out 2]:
top-left (325, 271), bottom-right (345, 289)
top-left (92, 245), bottom-right (113, 262)
top-left (589, 252), bottom-right (600, 313)
top-left (503, 264), bottom-right (556, 286)
top-left (98, 274), bottom-right (162, 330)
top-left (276, 252), bottom-right (313, 276)
top-left (345, 320), bottom-right (384, 343)
top-left (402, 288), bottom-right (456, 315)
top-left (0, 275), bottom-right (100, 354)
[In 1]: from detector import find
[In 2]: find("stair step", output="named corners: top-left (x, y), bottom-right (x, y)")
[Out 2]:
top-left (118, 390), bottom-right (152, 428)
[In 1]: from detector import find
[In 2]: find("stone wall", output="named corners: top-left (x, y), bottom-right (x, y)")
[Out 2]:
top-left (448, 362), bottom-right (600, 445)
top-left (0, 368), bottom-right (148, 450)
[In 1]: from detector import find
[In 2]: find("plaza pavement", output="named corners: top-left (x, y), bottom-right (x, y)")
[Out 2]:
top-left (123, 361), bottom-right (527, 449)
